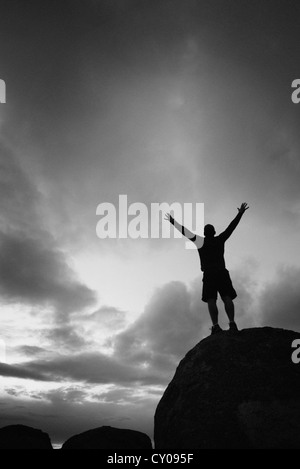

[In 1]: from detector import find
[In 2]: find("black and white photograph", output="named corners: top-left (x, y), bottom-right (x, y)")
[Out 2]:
top-left (0, 0), bottom-right (300, 454)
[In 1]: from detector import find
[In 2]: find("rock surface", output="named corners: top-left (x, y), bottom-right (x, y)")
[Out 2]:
top-left (154, 327), bottom-right (300, 449)
top-left (0, 425), bottom-right (53, 449)
top-left (62, 425), bottom-right (152, 449)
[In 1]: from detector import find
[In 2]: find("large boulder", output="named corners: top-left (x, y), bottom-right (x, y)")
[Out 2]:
top-left (154, 327), bottom-right (300, 449)
top-left (0, 425), bottom-right (53, 449)
top-left (62, 426), bottom-right (152, 449)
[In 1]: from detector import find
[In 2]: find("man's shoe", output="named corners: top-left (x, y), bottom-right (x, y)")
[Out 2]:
top-left (229, 321), bottom-right (239, 332)
top-left (211, 324), bottom-right (223, 335)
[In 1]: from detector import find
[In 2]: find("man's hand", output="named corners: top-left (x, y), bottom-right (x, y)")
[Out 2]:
top-left (165, 213), bottom-right (174, 224)
top-left (238, 202), bottom-right (249, 214)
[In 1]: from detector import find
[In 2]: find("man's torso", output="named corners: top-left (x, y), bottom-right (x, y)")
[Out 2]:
top-left (198, 236), bottom-right (226, 273)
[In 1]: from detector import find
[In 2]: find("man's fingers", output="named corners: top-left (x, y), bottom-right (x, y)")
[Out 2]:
top-left (238, 203), bottom-right (249, 212)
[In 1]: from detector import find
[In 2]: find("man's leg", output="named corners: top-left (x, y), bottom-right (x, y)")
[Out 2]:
top-left (207, 299), bottom-right (223, 335)
top-left (222, 296), bottom-right (238, 331)
top-left (207, 299), bottom-right (219, 325)
top-left (222, 296), bottom-right (235, 322)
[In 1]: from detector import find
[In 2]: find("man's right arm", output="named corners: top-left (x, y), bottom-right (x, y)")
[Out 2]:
top-left (165, 213), bottom-right (204, 247)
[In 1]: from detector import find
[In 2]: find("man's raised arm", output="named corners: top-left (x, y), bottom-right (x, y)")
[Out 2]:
top-left (220, 202), bottom-right (249, 241)
top-left (165, 213), bottom-right (198, 242)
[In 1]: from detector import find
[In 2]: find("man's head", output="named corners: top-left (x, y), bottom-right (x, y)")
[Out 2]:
top-left (204, 224), bottom-right (216, 238)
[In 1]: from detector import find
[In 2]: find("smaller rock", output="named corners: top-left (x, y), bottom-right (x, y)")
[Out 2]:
top-left (0, 425), bottom-right (53, 449)
top-left (62, 426), bottom-right (152, 449)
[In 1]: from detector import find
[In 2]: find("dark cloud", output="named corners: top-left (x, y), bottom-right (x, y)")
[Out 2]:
top-left (258, 265), bottom-right (300, 331)
top-left (0, 350), bottom-right (165, 386)
top-left (46, 325), bottom-right (89, 351)
top-left (0, 362), bottom-right (48, 382)
top-left (0, 139), bottom-right (96, 320)
top-left (17, 346), bottom-right (49, 358)
top-left (0, 231), bottom-right (96, 318)
top-left (88, 305), bottom-right (128, 331)
top-left (91, 386), bottom-right (160, 406)
top-left (42, 387), bottom-right (89, 405)
top-left (29, 351), bottom-right (166, 386)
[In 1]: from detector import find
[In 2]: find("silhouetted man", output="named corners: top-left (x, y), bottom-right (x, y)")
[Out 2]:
top-left (165, 203), bottom-right (249, 335)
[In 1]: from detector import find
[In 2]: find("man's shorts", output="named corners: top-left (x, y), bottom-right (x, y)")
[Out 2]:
top-left (202, 269), bottom-right (237, 303)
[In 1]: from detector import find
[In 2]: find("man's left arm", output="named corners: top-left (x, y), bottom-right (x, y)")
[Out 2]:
top-left (220, 203), bottom-right (249, 241)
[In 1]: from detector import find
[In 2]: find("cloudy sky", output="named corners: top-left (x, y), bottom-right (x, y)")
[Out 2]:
top-left (0, 0), bottom-right (300, 447)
